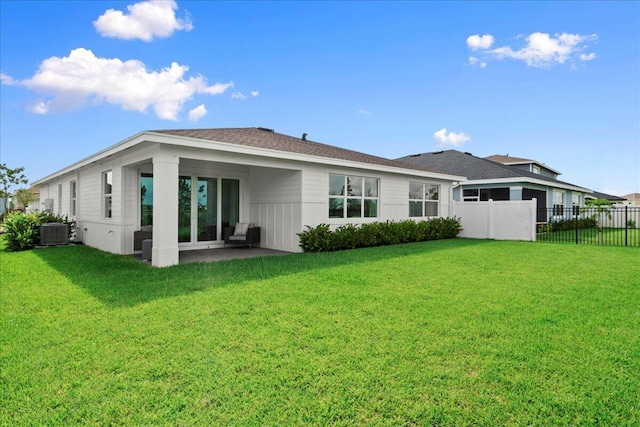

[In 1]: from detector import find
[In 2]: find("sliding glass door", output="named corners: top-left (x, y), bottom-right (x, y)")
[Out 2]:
top-left (141, 173), bottom-right (240, 244)
top-left (197, 177), bottom-right (217, 241)
top-left (178, 176), bottom-right (192, 243)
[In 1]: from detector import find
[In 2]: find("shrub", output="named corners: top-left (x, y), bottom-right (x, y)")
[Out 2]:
top-left (2, 211), bottom-right (75, 252)
top-left (548, 217), bottom-right (597, 232)
top-left (298, 217), bottom-right (462, 252)
top-left (627, 219), bottom-right (637, 229)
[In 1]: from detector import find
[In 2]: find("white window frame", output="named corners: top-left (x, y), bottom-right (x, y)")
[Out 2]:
top-left (532, 165), bottom-right (541, 175)
top-left (552, 190), bottom-right (565, 216)
top-left (57, 184), bottom-right (63, 214)
top-left (409, 182), bottom-right (439, 217)
top-left (328, 174), bottom-right (379, 219)
top-left (70, 180), bottom-right (77, 217)
top-left (103, 170), bottom-right (113, 219)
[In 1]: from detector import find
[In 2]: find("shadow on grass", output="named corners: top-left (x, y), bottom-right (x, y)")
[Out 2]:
top-left (32, 238), bottom-right (492, 308)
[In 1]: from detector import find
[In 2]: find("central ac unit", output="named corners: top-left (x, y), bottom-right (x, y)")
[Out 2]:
top-left (40, 223), bottom-right (69, 246)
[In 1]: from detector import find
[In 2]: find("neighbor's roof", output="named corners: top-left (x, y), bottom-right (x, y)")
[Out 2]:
top-left (396, 150), bottom-right (590, 192)
top-left (622, 192), bottom-right (640, 200)
top-left (153, 127), bottom-right (460, 176)
top-left (484, 154), bottom-right (562, 176)
top-left (586, 191), bottom-right (626, 201)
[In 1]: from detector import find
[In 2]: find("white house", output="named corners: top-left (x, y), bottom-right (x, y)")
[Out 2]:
top-left (33, 128), bottom-right (465, 267)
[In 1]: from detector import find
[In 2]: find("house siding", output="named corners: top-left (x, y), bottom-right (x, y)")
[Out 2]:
top-left (248, 166), bottom-right (302, 252)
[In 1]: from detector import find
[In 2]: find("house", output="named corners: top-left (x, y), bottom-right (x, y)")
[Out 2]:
top-left (32, 127), bottom-right (465, 267)
top-left (621, 193), bottom-right (640, 206)
top-left (395, 150), bottom-right (591, 223)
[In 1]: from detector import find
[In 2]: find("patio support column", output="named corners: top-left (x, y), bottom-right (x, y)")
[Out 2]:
top-left (152, 154), bottom-right (179, 267)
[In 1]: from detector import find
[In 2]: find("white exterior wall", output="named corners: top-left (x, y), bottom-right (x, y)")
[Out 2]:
top-left (452, 200), bottom-right (536, 241)
top-left (76, 160), bottom-right (124, 254)
top-left (248, 166), bottom-right (302, 252)
top-left (300, 164), bottom-right (454, 229)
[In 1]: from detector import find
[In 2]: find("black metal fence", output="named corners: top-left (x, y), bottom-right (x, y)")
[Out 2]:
top-left (536, 206), bottom-right (640, 247)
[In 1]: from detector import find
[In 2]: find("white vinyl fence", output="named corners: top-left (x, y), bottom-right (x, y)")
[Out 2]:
top-left (452, 199), bottom-right (537, 241)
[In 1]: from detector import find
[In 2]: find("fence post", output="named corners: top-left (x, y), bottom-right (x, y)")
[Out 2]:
top-left (625, 205), bottom-right (628, 247)
top-left (574, 205), bottom-right (579, 244)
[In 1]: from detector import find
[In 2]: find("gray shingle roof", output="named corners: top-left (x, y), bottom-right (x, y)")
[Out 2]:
top-left (153, 127), bottom-right (450, 174)
top-left (395, 149), bottom-right (587, 189)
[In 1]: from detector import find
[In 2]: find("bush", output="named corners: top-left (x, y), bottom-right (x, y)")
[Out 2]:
top-left (2, 211), bottom-right (75, 252)
top-left (298, 217), bottom-right (462, 252)
top-left (548, 217), bottom-right (597, 232)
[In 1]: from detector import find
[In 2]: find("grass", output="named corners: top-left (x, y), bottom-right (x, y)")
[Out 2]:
top-left (1, 239), bottom-right (639, 426)
top-left (537, 227), bottom-right (640, 247)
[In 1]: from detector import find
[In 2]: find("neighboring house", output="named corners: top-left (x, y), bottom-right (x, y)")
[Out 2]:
top-left (585, 191), bottom-right (626, 204)
top-left (396, 150), bottom-right (591, 223)
top-left (622, 193), bottom-right (640, 206)
top-left (26, 187), bottom-right (40, 213)
top-left (32, 127), bottom-right (465, 267)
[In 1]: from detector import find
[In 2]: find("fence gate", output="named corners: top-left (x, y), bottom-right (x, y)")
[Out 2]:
top-left (536, 206), bottom-right (640, 247)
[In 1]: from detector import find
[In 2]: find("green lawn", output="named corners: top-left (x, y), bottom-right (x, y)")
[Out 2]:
top-left (1, 239), bottom-right (638, 426)
top-left (537, 227), bottom-right (640, 247)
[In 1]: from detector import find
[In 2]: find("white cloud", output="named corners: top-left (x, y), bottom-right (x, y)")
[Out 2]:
top-left (4, 48), bottom-right (233, 120)
top-left (251, 91), bottom-right (259, 97)
top-left (28, 100), bottom-right (50, 114)
top-left (188, 104), bottom-right (207, 122)
top-left (94, 0), bottom-right (193, 41)
top-left (357, 109), bottom-right (372, 115)
top-left (489, 32), bottom-right (598, 67)
top-left (433, 128), bottom-right (471, 146)
top-left (467, 34), bottom-right (494, 50)
top-left (580, 52), bottom-right (597, 61)
top-left (468, 56), bottom-right (486, 68)
top-left (0, 72), bottom-right (17, 85)
top-left (231, 92), bottom-right (247, 100)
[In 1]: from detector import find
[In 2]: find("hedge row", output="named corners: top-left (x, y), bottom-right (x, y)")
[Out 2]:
top-left (298, 217), bottom-right (462, 252)
top-left (547, 217), bottom-right (597, 232)
top-left (2, 211), bottom-right (76, 252)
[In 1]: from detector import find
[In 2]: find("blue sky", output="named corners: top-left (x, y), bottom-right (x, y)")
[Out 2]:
top-left (1, 1), bottom-right (639, 196)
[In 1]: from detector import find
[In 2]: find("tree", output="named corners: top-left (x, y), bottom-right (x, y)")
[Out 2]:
top-left (0, 164), bottom-right (29, 220)
top-left (14, 188), bottom-right (37, 212)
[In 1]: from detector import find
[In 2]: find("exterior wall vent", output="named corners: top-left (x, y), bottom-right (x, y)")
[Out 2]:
top-left (40, 223), bottom-right (69, 246)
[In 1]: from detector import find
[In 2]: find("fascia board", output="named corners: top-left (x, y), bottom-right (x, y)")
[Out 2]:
top-left (463, 177), bottom-right (591, 193)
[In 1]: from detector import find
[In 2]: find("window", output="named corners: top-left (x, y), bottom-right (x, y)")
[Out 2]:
top-left (103, 171), bottom-right (112, 218)
top-left (463, 187), bottom-right (509, 202)
top-left (480, 187), bottom-right (510, 201)
top-left (571, 193), bottom-right (581, 216)
top-left (409, 182), bottom-right (439, 217)
top-left (70, 180), bottom-right (77, 216)
top-left (140, 173), bottom-right (153, 226)
top-left (329, 174), bottom-right (378, 219)
top-left (571, 193), bottom-right (581, 206)
top-left (463, 188), bottom-right (479, 202)
top-left (532, 165), bottom-right (540, 174)
top-left (552, 190), bottom-right (564, 216)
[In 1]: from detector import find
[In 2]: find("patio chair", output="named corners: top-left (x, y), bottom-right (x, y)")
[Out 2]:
top-left (134, 225), bottom-right (153, 251)
top-left (223, 223), bottom-right (261, 248)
